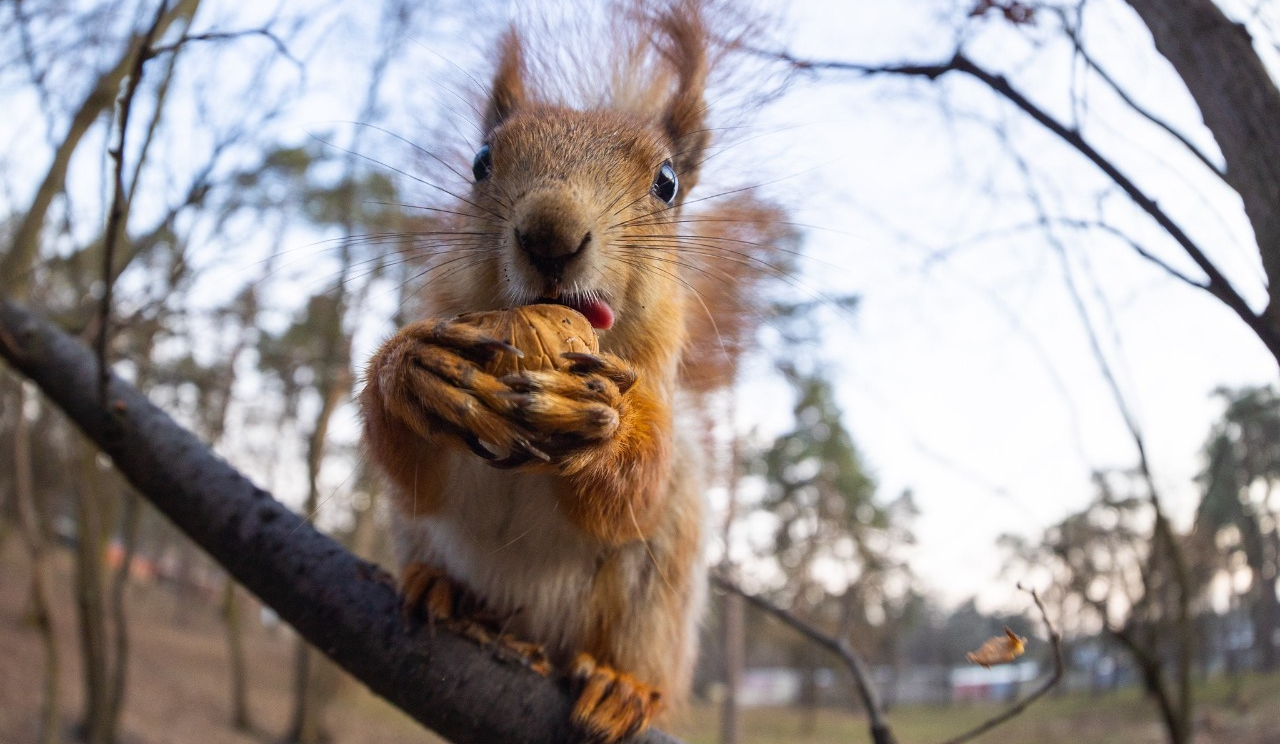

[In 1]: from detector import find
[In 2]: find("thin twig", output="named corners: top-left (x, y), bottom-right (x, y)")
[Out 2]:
top-left (98, 1), bottom-right (167, 409)
top-left (710, 574), bottom-right (897, 744)
top-left (150, 28), bottom-right (301, 68)
top-left (1059, 20), bottom-right (1226, 181)
top-left (937, 584), bottom-right (1064, 744)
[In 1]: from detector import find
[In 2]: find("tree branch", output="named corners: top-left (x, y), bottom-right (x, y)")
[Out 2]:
top-left (1058, 19), bottom-right (1226, 181)
top-left (755, 46), bottom-right (1280, 368)
top-left (937, 585), bottom-right (1064, 744)
top-left (1122, 0), bottom-right (1280, 313)
top-left (711, 574), bottom-right (897, 744)
top-left (0, 0), bottom-right (202, 295)
top-left (0, 296), bottom-right (684, 744)
top-left (100, 0), bottom-right (168, 411)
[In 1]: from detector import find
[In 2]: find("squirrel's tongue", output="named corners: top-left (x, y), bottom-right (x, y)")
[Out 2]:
top-left (562, 297), bottom-right (614, 330)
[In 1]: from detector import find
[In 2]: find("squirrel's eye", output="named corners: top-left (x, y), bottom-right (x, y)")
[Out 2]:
top-left (652, 161), bottom-right (678, 205)
top-left (472, 145), bottom-right (492, 182)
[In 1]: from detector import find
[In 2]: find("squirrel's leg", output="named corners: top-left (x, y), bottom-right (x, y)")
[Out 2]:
top-left (399, 562), bottom-right (555, 675)
top-left (363, 320), bottom-right (557, 670)
top-left (570, 492), bottom-right (702, 743)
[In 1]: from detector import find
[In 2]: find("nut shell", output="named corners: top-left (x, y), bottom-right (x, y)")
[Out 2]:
top-left (453, 304), bottom-right (599, 377)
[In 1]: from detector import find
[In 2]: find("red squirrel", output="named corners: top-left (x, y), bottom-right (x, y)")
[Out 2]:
top-left (360, 2), bottom-right (766, 740)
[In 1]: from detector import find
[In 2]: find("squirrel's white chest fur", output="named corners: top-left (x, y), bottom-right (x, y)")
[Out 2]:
top-left (393, 450), bottom-right (607, 658)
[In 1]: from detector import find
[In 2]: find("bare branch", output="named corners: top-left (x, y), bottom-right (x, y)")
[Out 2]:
top-left (150, 27), bottom-right (302, 68)
top-left (0, 0), bottom-right (202, 296)
top-left (752, 46), bottom-right (1280, 367)
top-left (100, 0), bottom-right (169, 409)
top-left (0, 296), bottom-right (685, 744)
top-left (1059, 20), bottom-right (1226, 181)
top-left (710, 574), bottom-right (897, 744)
top-left (937, 585), bottom-right (1064, 744)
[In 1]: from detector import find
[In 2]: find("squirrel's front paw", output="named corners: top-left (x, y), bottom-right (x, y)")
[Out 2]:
top-left (570, 653), bottom-right (662, 744)
top-left (372, 319), bottom-right (548, 461)
top-left (499, 351), bottom-right (637, 461)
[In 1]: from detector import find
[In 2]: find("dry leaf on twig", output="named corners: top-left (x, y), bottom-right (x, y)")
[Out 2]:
top-left (965, 626), bottom-right (1027, 668)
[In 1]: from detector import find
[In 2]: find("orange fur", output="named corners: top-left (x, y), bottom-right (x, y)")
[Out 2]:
top-left (360, 1), bottom-right (774, 740)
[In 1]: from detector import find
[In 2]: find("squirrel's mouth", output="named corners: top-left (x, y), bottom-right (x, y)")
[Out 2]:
top-left (532, 293), bottom-right (614, 330)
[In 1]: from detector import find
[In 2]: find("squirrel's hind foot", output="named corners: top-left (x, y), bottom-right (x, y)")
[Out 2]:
top-left (399, 562), bottom-right (553, 675)
top-left (571, 653), bottom-right (663, 744)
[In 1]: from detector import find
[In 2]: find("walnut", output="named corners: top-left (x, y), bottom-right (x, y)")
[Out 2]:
top-left (453, 303), bottom-right (599, 376)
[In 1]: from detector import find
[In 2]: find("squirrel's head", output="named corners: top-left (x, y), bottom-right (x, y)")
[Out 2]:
top-left (435, 12), bottom-right (710, 367)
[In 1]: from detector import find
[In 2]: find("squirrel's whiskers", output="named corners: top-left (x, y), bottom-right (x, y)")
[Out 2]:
top-left (356, 3), bottom-right (793, 741)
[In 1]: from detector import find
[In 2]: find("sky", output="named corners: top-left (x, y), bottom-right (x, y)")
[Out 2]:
top-left (6, 0), bottom-right (1280, 614)
top-left (714, 0), bottom-right (1280, 608)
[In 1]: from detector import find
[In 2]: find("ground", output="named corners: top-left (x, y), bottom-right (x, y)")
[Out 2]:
top-left (2, 539), bottom-right (1279, 744)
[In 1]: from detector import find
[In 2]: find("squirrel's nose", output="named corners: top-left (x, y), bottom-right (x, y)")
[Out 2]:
top-left (515, 223), bottom-right (592, 264)
top-left (513, 192), bottom-right (593, 279)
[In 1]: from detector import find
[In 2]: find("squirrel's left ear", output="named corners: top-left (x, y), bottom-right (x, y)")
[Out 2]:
top-left (484, 29), bottom-right (526, 135)
top-left (658, 9), bottom-right (710, 204)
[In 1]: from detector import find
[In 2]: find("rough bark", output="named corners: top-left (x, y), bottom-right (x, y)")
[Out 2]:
top-left (1122, 0), bottom-right (1280, 312)
top-left (0, 296), bottom-right (685, 744)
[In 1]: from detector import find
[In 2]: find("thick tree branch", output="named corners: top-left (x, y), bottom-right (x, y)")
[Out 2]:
top-left (0, 296), bottom-right (684, 744)
top-left (1122, 0), bottom-right (1280, 312)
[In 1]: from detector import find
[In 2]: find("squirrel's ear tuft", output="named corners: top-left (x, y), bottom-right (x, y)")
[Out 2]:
top-left (484, 29), bottom-right (526, 135)
top-left (657, 5), bottom-right (710, 203)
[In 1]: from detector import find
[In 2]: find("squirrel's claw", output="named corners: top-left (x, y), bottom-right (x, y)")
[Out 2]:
top-left (399, 563), bottom-right (555, 676)
top-left (375, 319), bottom-right (637, 466)
top-left (561, 351), bottom-right (638, 393)
top-left (570, 653), bottom-right (663, 744)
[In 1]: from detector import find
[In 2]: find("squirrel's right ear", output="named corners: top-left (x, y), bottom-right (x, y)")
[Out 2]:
top-left (484, 29), bottom-right (526, 135)
top-left (657, 7), bottom-right (710, 203)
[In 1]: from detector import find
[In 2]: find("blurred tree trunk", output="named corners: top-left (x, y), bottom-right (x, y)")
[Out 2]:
top-left (13, 382), bottom-right (61, 744)
top-left (720, 590), bottom-right (744, 744)
top-left (795, 643), bottom-right (819, 738)
top-left (104, 492), bottom-right (141, 740)
top-left (73, 448), bottom-right (111, 744)
top-left (720, 432), bottom-right (743, 744)
top-left (221, 581), bottom-right (253, 731)
top-left (1152, 511), bottom-right (1192, 744)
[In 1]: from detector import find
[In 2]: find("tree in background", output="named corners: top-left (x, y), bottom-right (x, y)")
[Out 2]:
top-left (0, 1), bottom-right (423, 741)
top-left (1002, 471), bottom-right (1191, 744)
top-left (752, 364), bottom-right (915, 732)
top-left (1196, 386), bottom-right (1280, 673)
